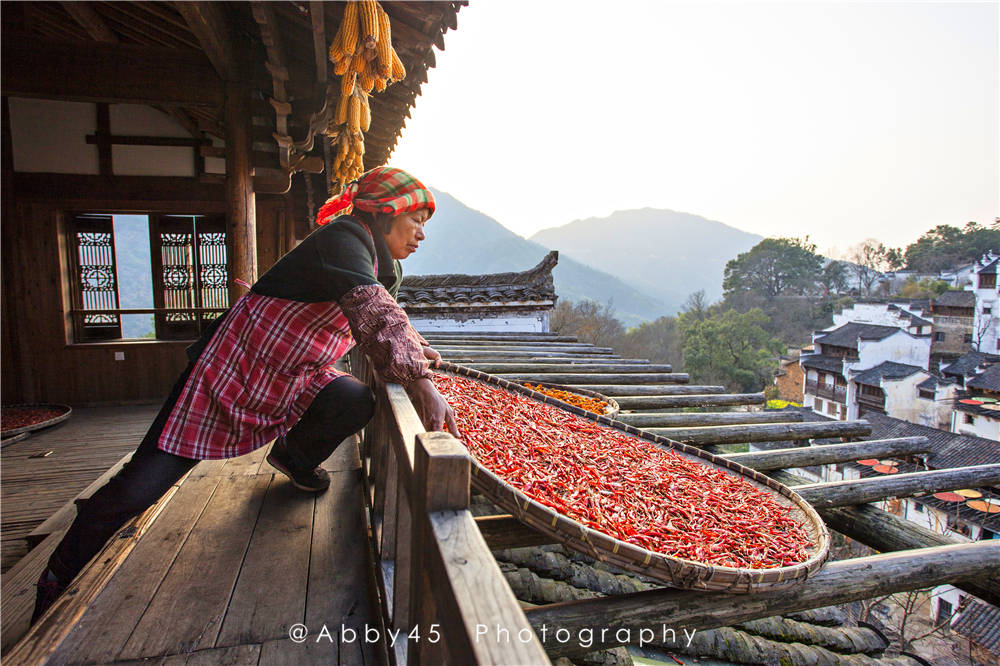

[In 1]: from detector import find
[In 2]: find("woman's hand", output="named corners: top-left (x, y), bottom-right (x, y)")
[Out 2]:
top-left (422, 345), bottom-right (442, 368)
top-left (405, 377), bottom-right (460, 438)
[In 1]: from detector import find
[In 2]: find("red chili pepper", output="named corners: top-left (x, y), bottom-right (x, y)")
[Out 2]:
top-left (434, 372), bottom-right (812, 569)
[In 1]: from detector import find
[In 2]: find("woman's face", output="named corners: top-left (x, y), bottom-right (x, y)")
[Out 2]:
top-left (383, 208), bottom-right (431, 260)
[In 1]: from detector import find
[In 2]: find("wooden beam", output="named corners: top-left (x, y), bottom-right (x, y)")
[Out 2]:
top-left (95, 103), bottom-right (112, 176)
top-left (572, 385), bottom-right (728, 397)
top-left (310, 1), bottom-right (327, 84)
top-left (1, 35), bottom-right (223, 106)
top-left (724, 437), bottom-right (931, 472)
top-left (11, 173), bottom-right (225, 206)
top-left (615, 394), bottom-right (765, 410)
top-left (494, 373), bottom-right (690, 385)
top-left (173, 1), bottom-right (235, 81)
top-left (645, 420), bottom-right (871, 445)
top-left (618, 411), bottom-right (802, 428)
top-left (465, 363), bottom-right (675, 374)
top-left (795, 464), bottom-right (1000, 509)
top-left (225, 78), bottom-right (258, 297)
top-left (523, 542), bottom-right (999, 658)
top-left (60, 2), bottom-right (118, 42)
top-left (424, 335), bottom-right (580, 343)
top-left (440, 351), bottom-right (624, 361)
top-left (819, 504), bottom-right (1000, 606)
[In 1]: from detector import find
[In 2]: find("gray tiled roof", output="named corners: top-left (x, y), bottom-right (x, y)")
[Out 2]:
top-left (953, 600), bottom-right (1000, 654)
top-left (941, 350), bottom-right (1000, 379)
top-left (800, 354), bottom-right (845, 373)
top-left (815, 323), bottom-right (901, 348)
top-left (933, 290), bottom-right (976, 308)
top-left (977, 257), bottom-right (999, 275)
top-left (968, 363), bottom-right (1000, 392)
top-left (398, 251), bottom-right (558, 307)
top-left (851, 361), bottom-right (923, 386)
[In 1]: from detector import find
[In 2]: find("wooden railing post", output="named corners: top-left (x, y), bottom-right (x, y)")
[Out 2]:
top-left (409, 432), bottom-right (551, 666)
top-left (409, 432), bottom-right (470, 665)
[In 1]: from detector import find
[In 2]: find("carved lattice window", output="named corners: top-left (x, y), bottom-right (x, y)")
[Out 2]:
top-left (150, 215), bottom-right (228, 340)
top-left (68, 213), bottom-right (228, 342)
top-left (69, 214), bottom-right (122, 341)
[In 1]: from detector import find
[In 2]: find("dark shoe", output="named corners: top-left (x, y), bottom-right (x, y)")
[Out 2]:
top-left (266, 438), bottom-right (330, 492)
top-left (31, 568), bottom-right (68, 624)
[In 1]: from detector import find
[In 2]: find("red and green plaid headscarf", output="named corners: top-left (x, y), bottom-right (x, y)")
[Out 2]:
top-left (316, 167), bottom-right (435, 226)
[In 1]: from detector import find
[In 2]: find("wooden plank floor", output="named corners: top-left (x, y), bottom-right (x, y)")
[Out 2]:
top-left (1, 405), bottom-right (160, 573)
top-left (39, 436), bottom-right (384, 666)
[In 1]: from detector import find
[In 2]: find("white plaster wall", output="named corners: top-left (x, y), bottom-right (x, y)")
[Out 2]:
top-left (408, 313), bottom-right (548, 333)
top-left (882, 373), bottom-right (930, 424)
top-left (952, 410), bottom-right (1000, 441)
top-left (113, 146), bottom-right (195, 177)
top-left (855, 330), bottom-right (931, 370)
top-left (972, 286), bottom-right (999, 353)
top-left (8, 98), bottom-right (98, 174)
top-left (7, 98), bottom-right (197, 177)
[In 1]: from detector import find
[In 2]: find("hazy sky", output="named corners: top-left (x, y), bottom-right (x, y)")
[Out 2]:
top-left (388, 1), bottom-right (999, 257)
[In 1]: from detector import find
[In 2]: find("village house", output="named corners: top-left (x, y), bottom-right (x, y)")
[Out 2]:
top-left (930, 290), bottom-right (976, 366)
top-left (970, 251), bottom-right (1000, 354)
top-left (801, 322), bottom-right (931, 421)
top-left (951, 363), bottom-right (1000, 441)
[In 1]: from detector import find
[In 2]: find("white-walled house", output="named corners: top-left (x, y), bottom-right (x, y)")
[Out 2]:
top-left (850, 361), bottom-right (933, 422)
top-left (969, 252), bottom-right (1000, 354)
top-left (914, 375), bottom-right (959, 429)
top-left (800, 322), bottom-right (931, 420)
top-left (399, 251), bottom-right (558, 333)
top-left (831, 301), bottom-right (932, 336)
top-left (951, 363), bottom-right (1000, 441)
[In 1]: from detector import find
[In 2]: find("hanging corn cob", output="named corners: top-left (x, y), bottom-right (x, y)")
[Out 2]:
top-left (325, 0), bottom-right (407, 191)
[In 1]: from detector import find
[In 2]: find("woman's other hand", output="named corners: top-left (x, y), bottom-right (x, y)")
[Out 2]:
top-left (405, 377), bottom-right (460, 437)
top-left (422, 345), bottom-right (442, 368)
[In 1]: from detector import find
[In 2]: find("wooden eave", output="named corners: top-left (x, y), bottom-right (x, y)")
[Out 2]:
top-left (1, 1), bottom-right (464, 187)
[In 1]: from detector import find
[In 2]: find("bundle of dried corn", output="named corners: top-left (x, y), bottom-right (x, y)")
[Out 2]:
top-left (326, 0), bottom-right (407, 190)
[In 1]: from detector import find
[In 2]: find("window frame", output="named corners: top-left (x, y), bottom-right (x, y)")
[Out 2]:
top-left (65, 210), bottom-right (230, 343)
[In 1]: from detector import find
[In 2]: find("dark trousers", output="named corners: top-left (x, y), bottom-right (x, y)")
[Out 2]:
top-left (47, 369), bottom-right (375, 583)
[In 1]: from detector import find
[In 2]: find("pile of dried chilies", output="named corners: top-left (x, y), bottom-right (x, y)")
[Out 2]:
top-left (523, 383), bottom-right (610, 415)
top-left (434, 373), bottom-right (812, 569)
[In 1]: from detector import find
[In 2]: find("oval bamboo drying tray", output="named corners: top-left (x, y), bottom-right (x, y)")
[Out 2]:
top-left (517, 380), bottom-right (620, 418)
top-left (437, 361), bottom-right (830, 593)
top-left (1, 403), bottom-right (72, 438)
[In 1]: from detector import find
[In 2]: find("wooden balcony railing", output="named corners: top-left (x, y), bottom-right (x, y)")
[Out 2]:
top-left (804, 380), bottom-right (846, 403)
top-left (351, 350), bottom-right (550, 666)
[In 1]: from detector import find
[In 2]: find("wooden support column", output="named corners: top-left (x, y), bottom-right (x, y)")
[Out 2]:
top-left (225, 77), bottom-right (257, 300)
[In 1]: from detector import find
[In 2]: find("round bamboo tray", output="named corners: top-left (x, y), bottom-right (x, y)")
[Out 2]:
top-left (1, 403), bottom-right (72, 438)
top-left (438, 362), bottom-right (830, 593)
top-left (517, 380), bottom-right (620, 418)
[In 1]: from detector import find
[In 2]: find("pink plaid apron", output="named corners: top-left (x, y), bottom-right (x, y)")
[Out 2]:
top-left (157, 293), bottom-right (357, 459)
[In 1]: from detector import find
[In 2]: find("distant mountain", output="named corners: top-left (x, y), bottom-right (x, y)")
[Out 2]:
top-left (403, 191), bottom-right (668, 326)
top-left (529, 209), bottom-right (763, 312)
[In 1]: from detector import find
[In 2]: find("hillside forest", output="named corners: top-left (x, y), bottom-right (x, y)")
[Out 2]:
top-left (552, 221), bottom-right (1000, 393)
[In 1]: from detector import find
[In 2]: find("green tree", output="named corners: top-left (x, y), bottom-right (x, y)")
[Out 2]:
top-left (899, 278), bottom-right (951, 299)
top-left (550, 299), bottom-right (625, 349)
top-left (621, 316), bottom-right (681, 367)
top-left (679, 308), bottom-right (784, 393)
top-left (904, 222), bottom-right (1000, 272)
top-left (819, 260), bottom-right (849, 296)
top-left (723, 238), bottom-right (824, 301)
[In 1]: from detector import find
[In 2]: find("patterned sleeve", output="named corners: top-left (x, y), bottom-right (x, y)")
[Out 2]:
top-left (339, 284), bottom-right (432, 385)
